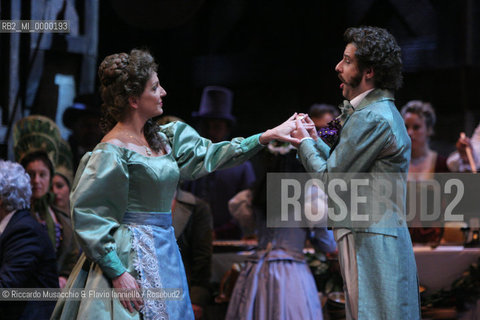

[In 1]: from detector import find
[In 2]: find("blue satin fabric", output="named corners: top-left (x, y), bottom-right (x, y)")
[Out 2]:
top-left (297, 89), bottom-right (420, 319)
top-left (122, 211), bottom-right (172, 227)
top-left (124, 211), bottom-right (194, 319)
top-left (51, 121), bottom-right (264, 320)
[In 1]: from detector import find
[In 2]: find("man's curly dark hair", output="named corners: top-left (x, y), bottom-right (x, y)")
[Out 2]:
top-left (344, 26), bottom-right (403, 91)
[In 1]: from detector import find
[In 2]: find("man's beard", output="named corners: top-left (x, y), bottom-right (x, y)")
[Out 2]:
top-left (348, 71), bottom-right (362, 88)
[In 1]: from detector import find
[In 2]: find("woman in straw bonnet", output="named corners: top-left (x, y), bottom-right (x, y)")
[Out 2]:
top-left (14, 115), bottom-right (79, 289)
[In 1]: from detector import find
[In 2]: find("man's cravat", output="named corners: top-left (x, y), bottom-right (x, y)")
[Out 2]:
top-left (338, 100), bottom-right (355, 126)
top-left (330, 100), bottom-right (355, 154)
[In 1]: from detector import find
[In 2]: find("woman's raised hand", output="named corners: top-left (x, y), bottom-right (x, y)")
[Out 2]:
top-left (259, 113), bottom-right (312, 145)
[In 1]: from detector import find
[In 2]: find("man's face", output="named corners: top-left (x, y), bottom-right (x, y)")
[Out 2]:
top-left (335, 43), bottom-right (365, 101)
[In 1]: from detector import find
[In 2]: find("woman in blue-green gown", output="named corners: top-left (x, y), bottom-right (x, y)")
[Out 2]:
top-left (51, 49), bottom-right (300, 320)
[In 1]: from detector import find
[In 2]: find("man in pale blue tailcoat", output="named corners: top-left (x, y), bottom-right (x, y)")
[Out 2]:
top-left (293, 26), bottom-right (421, 319)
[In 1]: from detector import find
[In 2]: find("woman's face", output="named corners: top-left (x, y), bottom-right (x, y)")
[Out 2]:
top-left (52, 174), bottom-right (70, 211)
top-left (404, 112), bottom-right (429, 150)
top-left (25, 159), bottom-right (51, 199)
top-left (135, 72), bottom-right (167, 119)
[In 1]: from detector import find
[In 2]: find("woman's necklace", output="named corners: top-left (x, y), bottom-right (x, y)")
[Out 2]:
top-left (123, 132), bottom-right (153, 156)
top-left (411, 149), bottom-right (431, 166)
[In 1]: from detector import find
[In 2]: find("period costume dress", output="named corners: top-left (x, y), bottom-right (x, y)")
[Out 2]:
top-left (297, 89), bottom-right (421, 320)
top-left (13, 115), bottom-right (79, 280)
top-left (225, 213), bottom-right (336, 320)
top-left (52, 121), bottom-right (264, 320)
top-left (225, 147), bottom-right (336, 320)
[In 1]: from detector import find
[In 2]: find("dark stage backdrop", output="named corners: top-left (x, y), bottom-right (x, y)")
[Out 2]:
top-left (98, 0), bottom-right (480, 156)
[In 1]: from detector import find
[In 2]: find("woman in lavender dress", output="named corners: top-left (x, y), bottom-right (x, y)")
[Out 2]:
top-left (226, 146), bottom-right (336, 320)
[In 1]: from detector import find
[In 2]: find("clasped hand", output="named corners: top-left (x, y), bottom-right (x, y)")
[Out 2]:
top-left (259, 113), bottom-right (317, 148)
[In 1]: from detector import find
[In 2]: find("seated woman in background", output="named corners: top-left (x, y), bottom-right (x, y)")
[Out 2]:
top-left (401, 100), bottom-right (449, 243)
top-left (52, 139), bottom-right (75, 217)
top-left (20, 151), bottom-right (79, 288)
top-left (401, 100), bottom-right (449, 177)
top-left (14, 115), bottom-right (79, 288)
top-left (51, 172), bottom-right (71, 217)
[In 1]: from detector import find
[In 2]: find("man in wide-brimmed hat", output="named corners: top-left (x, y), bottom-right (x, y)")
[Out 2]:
top-left (191, 86), bottom-right (236, 143)
top-left (182, 86), bottom-right (256, 240)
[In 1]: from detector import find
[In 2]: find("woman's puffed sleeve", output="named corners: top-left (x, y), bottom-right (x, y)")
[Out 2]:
top-left (160, 121), bottom-right (264, 180)
top-left (70, 148), bottom-right (129, 279)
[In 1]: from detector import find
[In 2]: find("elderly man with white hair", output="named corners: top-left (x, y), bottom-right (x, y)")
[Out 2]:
top-left (0, 160), bottom-right (58, 320)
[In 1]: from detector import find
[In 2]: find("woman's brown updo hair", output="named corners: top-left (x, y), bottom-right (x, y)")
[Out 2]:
top-left (98, 49), bottom-right (162, 152)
